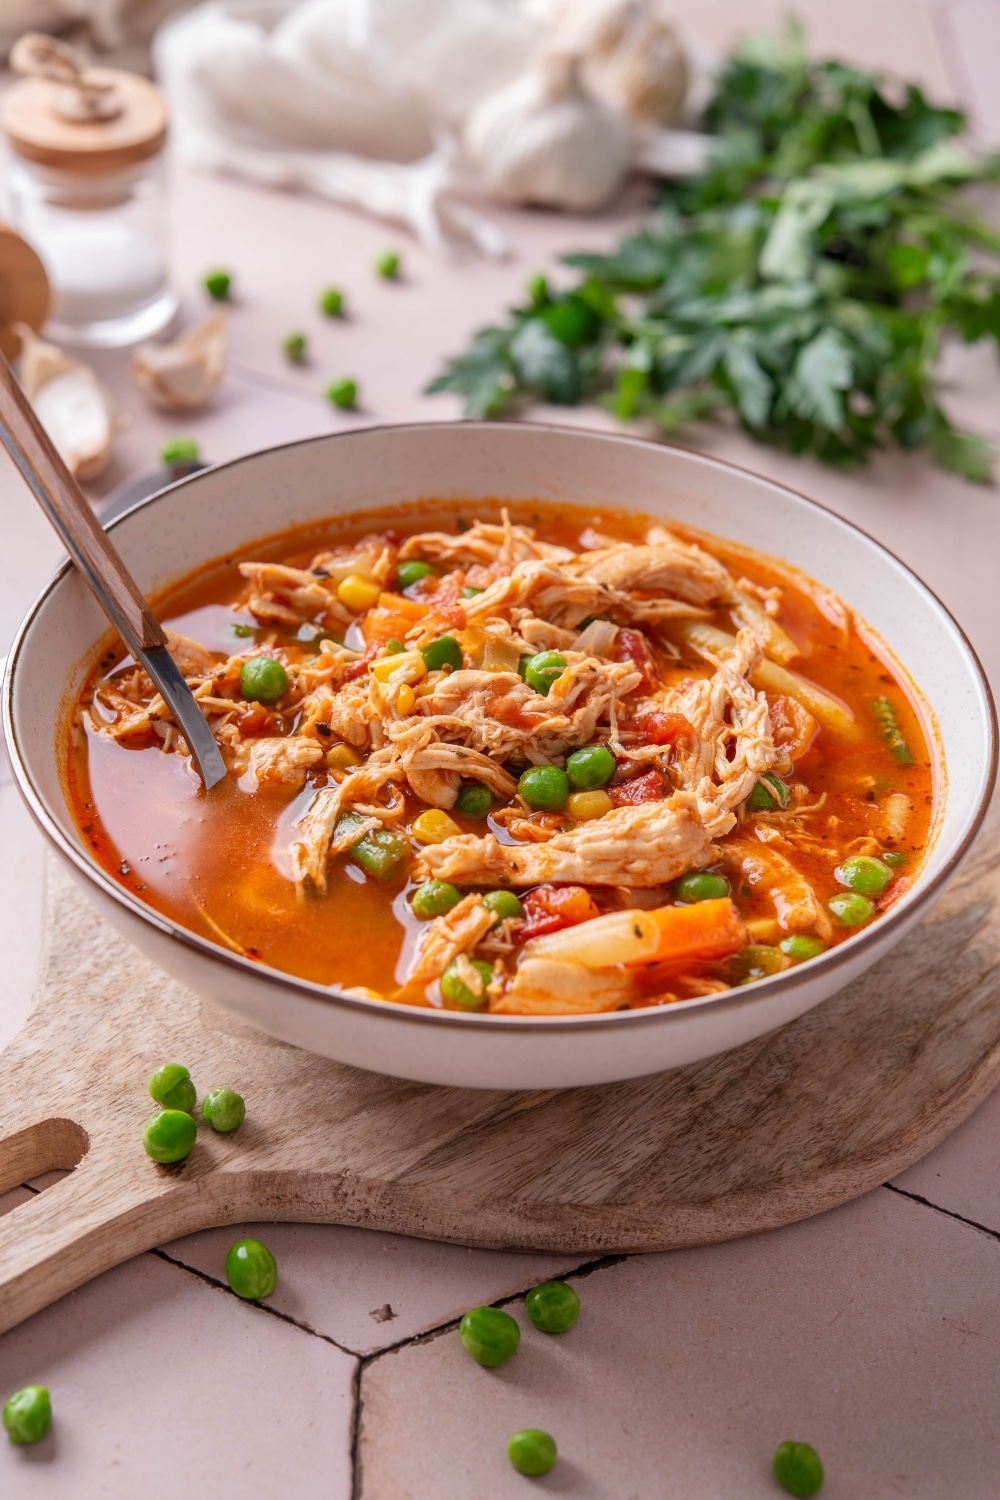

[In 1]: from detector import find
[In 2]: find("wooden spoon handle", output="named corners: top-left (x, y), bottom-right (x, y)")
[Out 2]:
top-left (0, 354), bottom-right (166, 653)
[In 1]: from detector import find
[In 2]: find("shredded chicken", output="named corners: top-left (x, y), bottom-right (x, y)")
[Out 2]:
top-left (245, 736), bottom-right (324, 787)
top-left (406, 894), bottom-right (496, 986)
top-left (720, 837), bottom-right (834, 940)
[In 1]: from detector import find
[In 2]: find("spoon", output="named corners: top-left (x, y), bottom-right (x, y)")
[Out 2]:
top-left (0, 354), bottom-right (227, 790)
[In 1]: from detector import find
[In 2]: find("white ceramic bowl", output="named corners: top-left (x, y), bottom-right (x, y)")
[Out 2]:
top-left (4, 424), bottom-right (995, 1088)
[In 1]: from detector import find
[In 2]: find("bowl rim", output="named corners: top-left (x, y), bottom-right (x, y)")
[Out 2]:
top-left (4, 419), bottom-right (997, 1036)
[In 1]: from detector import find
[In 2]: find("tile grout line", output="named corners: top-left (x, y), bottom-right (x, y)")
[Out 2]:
top-left (882, 1181), bottom-right (1000, 1244)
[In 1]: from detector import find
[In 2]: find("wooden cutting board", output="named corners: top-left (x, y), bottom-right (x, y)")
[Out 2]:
top-left (2, 801), bottom-right (999, 1337)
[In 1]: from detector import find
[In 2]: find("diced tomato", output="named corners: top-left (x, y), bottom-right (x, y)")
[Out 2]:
top-left (622, 710), bottom-right (695, 748)
top-left (608, 768), bottom-right (669, 806)
top-left (611, 628), bottom-right (656, 691)
top-left (516, 884), bottom-right (601, 944)
top-left (237, 707), bottom-right (275, 737)
top-left (429, 602), bottom-right (467, 632)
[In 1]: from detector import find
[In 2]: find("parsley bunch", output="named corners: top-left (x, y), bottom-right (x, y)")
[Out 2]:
top-left (430, 26), bottom-right (1000, 481)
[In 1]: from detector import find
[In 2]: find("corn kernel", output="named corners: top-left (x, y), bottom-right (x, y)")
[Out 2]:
top-left (370, 650), bottom-right (427, 685)
top-left (327, 743), bottom-right (362, 770)
top-left (337, 574), bottom-right (381, 613)
top-left (745, 917), bottom-right (782, 944)
top-left (567, 789), bottom-right (613, 822)
top-left (396, 683), bottom-right (416, 715)
top-left (411, 809), bottom-right (460, 844)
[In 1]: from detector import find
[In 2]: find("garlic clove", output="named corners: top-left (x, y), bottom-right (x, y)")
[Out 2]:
top-left (544, 0), bottom-right (689, 127)
top-left (130, 311), bottom-right (226, 410)
top-left (14, 322), bottom-right (116, 482)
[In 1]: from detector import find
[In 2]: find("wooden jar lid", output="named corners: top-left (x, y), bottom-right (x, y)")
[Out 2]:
top-left (1, 70), bottom-right (167, 175)
top-left (0, 225), bottom-right (50, 359)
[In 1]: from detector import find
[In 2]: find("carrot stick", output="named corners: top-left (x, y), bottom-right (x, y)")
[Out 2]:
top-left (378, 592), bottom-right (429, 619)
top-left (630, 899), bottom-right (747, 967)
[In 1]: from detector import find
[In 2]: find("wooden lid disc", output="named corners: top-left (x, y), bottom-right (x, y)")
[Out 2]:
top-left (0, 225), bottom-right (50, 359)
top-left (1, 70), bottom-right (167, 174)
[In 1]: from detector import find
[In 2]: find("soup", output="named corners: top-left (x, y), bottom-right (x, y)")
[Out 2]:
top-left (66, 502), bottom-right (934, 1016)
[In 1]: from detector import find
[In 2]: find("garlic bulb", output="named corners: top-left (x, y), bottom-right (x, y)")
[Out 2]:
top-left (130, 313), bottom-right (226, 411)
top-left (464, 50), bottom-right (630, 211)
top-left (536, 0), bottom-right (688, 126)
top-left (15, 323), bottom-right (115, 482)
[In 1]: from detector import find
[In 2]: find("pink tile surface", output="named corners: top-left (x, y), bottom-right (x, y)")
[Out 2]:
top-left (0, 780), bottom-right (44, 1052)
top-left (945, 0), bottom-right (1000, 142)
top-left (894, 1083), bottom-right (1000, 1231)
top-left (360, 1188), bottom-right (1000, 1499)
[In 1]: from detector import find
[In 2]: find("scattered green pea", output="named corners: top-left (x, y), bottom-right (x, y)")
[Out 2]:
top-left (283, 331), bottom-right (307, 364)
top-left (147, 1062), bottom-right (196, 1113)
top-left (3, 1386), bottom-right (51, 1445)
top-left (773, 1439), bottom-right (824, 1497)
top-left (202, 1086), bottom-right (245, 1134)
top-left (747, 772), bottom-right (791, 812)
top-left (318, 286), bottom-right (344, 317)
top-left (240, 655), bottom-right (288, 704)
top-left (458, 1306), bottom-right (520, 1366)
top-left (160, 437), bottom-right (200, 466)
top-left (456, 782), bottom-right (491, 819)
top-left (523, 651), bottom-right (567, 697)
top-left (396, 560), bottom-right (433, 591)
top-left (675, 870), bottom-right (730, 903)
top-left (374, 249), bottom-right (401, 280)
top-left (835, 854), bottom-right (893, 896)
top-left (226, 1238), bottom-right (278, 1300)
top-left (525, 1280), bottom-right (579, 1333)
top-left (203, 268), bottom-right (231, 301)
top-left (780, 934), bottom-right (826, 963)
top-left (143, 1108), bottom-right (197, 1164)
top-left (508, 1429), bottom-right (557, 1477)
top-left (518, 765), bottom-right (569, 812)
top-left (483, 889), bottom-right (522, 923)
top-left (440, 957), bottom-right (493, 1011)
top-left (421, 635), bottom-right (463, 672)
top-left (326, 377), bottom-right (358, 410)
top-left (829, 892), bottom-right (876, 927)
top-left (411, 879), bottom-right (462, 920)
top-left (565, 744), bottom-right (615, 790)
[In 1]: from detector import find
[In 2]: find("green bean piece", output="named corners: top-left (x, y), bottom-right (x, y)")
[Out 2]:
top-left (518, 765), bottom-right (569, 811)
top-left (396, 560), bottom-right (433, 590)
top-left (226, 1238), bottom-right (278, 1300)
top-left (354, 828), bottom-right (409, 881)
top-left (773, 1440), bottom-right (824, 1496)
top-left (148, 1062), bottom-right (196, 1114)
top-left (3, 1386), bottom-right (51, 1445)
top-left (871, 696), bottom-right (914, 765)
top-left (458, 1306), bottom-right (520, 1366)
top-left (319, 286), bottom-right (344, 317)
top-left (411, 880), bottom-right (462, 920)
top-left (143, 1108), bottom-right (197, 1164)
top-left (746, 772), bottom-right (791, 812)
top-left (483, 889), bottom-right (522, 923)
top-left (203, 268), bottom-right (231, 300)
top-left (375, 250), bottom-right (401, 280)
top-left (326, 377), bottom-right (358, 410)
top-left (385, 638), bottom-right (405, 654)
top-left (524, 651), bottom-right (567, 696)
top-left (202, 1086), bottom-right (245, 1133)
top-left (456, 782), bottom-right (492, 819)
top-left (829, 892), bottom-right (876, 927)
top-left (508, 1429), bottom-right (557, 1476)
top-left (440, 958), bottom-right (493, 1011)
top-left (239, 656), bottom-right (288, 704)
top-left (565, 744), bottom-right (616, 790)
top-left (882, 850), bottom-right (908, 868)
top-left (835, 855), bottom-right (893, 896)
top-left (160, 436), bottom-right (199, 466)
top-left (525, 1280), bottom-right (579, 1333)
top-left (675, 870), bottom-right (730, 903)
top-left (779, 934), bottom-right (826, 963)
top-left (461, 586), bottom-right (484, 598)
top-left (420, 635), bottom-right (463, 672)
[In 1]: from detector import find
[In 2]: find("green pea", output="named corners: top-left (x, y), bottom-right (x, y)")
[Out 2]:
top-left (779, 934), bottom-right (826, 963)
top-left (524, 651), bottom-right (567, 696)
top-left (411, 879), bottom-right (462, 919)
top-left (458, 1306), bottom-right (520, 1366)
top-left (461, 586), bottom-right (483, 599)
top-left (747, 772), bottom-right (791, 812)
top-left (143, 1108), bottom-right (197, 1164)
top-left (565, 744), bottom-right (615, 790)
top-left (835, 854), bottom-right (893, 896)
top-left (202, 1086), bottom-right (245, 1133)
top-left (732, 944), bottom-right (786, 983)
top-left (517, 654), bottom-right (532, 679)
top-left (160, 436), bottom-right (199, 466)
top-left (353, 827), bottom-right (409, 881)
top-left (883, 850), bottom-right (908, 868)
top-left (226, 1238), bottom-right (278, 1300)
top-left (203, 268), bottom-right (231, 301)
top-left (374, 249), bottom-right (400, 280)
top-left (773, 1440), bottom-right (824, 1497)
top-left (420, 635), bottom-right (463, 672)
top-left (508, 1429), bottom-right (557, 1477)
top-left (3, 1385), bottom-right (51, 1445)
top-left (147, 1062), bottom-right (196, 1113)
top-left (518, 765), bottom-right (569, 811)
top-left (483, 889), bottom-right (522, 923)
top-left (239, 655), bottom-right (288, 704)
top-left (456, 782), bottom-right (491, 819)
top-left (440, 958), bottom-right (493, 1011)
top-left (675, 871), bottom-right (730, 903)
top-left (319, 286), bottom-right (344, 317)
top-left (829, 892), bottom-right (875, 927)
top-left (525, 1280), bottom-right (579, 1333)
top-left (282, 331), bottom-right (307, 364)
top-left (326, 377), bottom-right (358, 410)
top-left (396, 560), bottom-right (433, 591)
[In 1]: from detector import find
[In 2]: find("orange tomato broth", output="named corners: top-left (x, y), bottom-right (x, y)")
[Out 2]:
top-left (65, 500), bottom-right (935, 1004)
